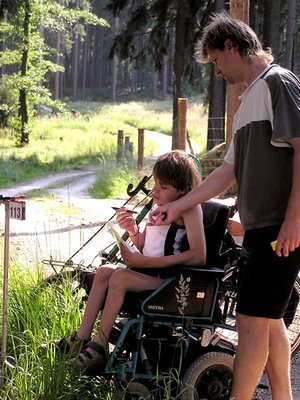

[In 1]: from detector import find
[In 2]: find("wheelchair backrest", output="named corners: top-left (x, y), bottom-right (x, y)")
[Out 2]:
top-left (141, 201), bottom-right (230, 320)
top-left (201, 201), bottom-right (230, 267)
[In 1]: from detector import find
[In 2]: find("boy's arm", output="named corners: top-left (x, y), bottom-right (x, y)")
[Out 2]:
top-left (120, 205), bottom-right (206, 268)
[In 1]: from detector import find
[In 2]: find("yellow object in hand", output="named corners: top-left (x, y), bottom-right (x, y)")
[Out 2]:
top-left (271, 240), bottom-right (277, 251)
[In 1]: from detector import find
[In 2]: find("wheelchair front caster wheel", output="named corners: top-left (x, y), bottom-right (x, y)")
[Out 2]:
top-left (113, 381), bottom-right (151, 400)
top-left (182, 351), bottom-right (234, 400)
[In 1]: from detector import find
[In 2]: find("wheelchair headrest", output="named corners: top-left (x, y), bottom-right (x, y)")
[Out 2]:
top-left (201, 201), bottom-right (230, 267)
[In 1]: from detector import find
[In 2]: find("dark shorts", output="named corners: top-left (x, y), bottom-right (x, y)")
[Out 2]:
top-left (236, 225), bottom-right (300, 319)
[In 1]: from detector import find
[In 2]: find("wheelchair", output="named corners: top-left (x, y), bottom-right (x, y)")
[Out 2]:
top-left (104, 200), bottom-right (236, 400)
top-left (43, 176), bottom-right (300, 400)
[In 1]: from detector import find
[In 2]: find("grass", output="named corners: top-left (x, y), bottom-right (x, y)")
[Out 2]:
top-left (0, 98), bottom-right (208, 194)
top-left (0, 263), bottom-right (190, 399)
top-left (0, 265), bottom-right (116, 399)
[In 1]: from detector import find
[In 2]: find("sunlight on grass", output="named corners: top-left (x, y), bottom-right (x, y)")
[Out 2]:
top-left (0, 98), bottom-right (208, 189)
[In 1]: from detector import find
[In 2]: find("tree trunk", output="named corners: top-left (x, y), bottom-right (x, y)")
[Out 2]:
top-left (54, 30), bottom-right (61, 100)
top-left (72, 28), bottom-right (79, 101)
top-left (172, 0), bottom-right (189, 149)
top-left (82, 26), bottom-right (88, 100)
top-left (152, 69), bottom-right (158, 99)
top-left (226, 0), bottom-right (249, 146)
top-left (284, 0), bottom-right (296, 70)
top-left (264, 0), bottom-right (281, 63)
top-left (206, 0), bottom-right (226, 151)
top-left (111, 16), bottom-right (119, 102)
top-left (162, 55), bottom-right (168, 100)
top-left (71, 0), bottom-right (79, 101)
top-left (19, 0), bottom-right (30, 145)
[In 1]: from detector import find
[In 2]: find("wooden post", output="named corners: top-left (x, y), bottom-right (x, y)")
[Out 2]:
top-left (226, 1), bottom-right (249, 146)
top-left (178, 98), bottom-right (187, 151)
top-left (124, 136), bottom-right (130, 161)
top-left (117, 130), bottom-right (124, 165)
top-left (128, 141), bottom-right (134, 164)
top-left (138, 128), bottom-right (144, 170)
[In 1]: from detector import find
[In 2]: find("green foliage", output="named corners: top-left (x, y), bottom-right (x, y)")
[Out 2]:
top-left (89, 166), bottom-right (143, 199)
top-left (0, 0), bottom-right (108, 144)
top-left (0, 265), bottom-right (115, 399)
top-left (0, 76), bottom-right (19, 127)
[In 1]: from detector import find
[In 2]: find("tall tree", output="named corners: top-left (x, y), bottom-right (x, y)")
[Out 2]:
top-left (18, 0), bottom-right (30, 144)
top-left (284, 0), bottom-right (296, 70)
top-left (0, 0), bottom-right (106, 144)
top-left (206, 0), bottom-right (227, 151)
top-left (107, 0), bottom-right (208, 149)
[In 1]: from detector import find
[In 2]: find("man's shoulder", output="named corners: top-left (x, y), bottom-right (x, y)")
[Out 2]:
top-left (262, 64), bottom-right (300, 86)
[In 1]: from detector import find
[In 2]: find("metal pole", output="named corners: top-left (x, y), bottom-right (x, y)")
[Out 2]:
top-left (1, 201), bottom-right (10, 381)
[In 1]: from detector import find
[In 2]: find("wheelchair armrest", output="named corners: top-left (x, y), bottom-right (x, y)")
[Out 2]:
top-left (171, 265), bottom-right (224, 278)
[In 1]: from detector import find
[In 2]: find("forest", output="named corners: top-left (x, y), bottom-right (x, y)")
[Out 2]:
top-left (0, 0), bottom-right (299, 148)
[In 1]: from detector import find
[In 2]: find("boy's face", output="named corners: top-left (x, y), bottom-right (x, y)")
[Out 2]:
top-left (152, 180), bottom-right (184, 206)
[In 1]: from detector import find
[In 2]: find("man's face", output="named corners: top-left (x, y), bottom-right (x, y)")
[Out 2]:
top-left (208, 46), bottom-right (242, 84)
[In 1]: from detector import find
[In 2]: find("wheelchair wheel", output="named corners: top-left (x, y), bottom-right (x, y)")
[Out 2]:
top-left (112, 381), bottom-right (151, 400)
top-left (218, 273), bottom-right (300, 358)
top-left (181, 351), bottom-right (234, 400)
top-left (286, 277), bottom-right (300, 356)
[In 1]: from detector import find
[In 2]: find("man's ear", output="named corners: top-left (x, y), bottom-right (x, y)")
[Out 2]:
top-left (224, 38), bottom-right (235, 50)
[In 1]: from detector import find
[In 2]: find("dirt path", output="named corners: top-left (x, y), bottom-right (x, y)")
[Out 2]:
top-left (0, 164), bottom-right (138, 269)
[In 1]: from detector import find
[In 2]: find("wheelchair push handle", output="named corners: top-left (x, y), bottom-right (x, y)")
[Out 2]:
top-left (127, 175), bottom-right (152, 197)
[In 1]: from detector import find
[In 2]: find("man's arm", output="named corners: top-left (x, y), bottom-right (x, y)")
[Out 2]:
top-left (276, 137), bottom-right (300, 257)
top-left (151, 162), bottom-right (236, 225)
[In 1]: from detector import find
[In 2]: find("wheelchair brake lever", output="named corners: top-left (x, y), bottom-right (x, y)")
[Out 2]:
top-left (127, 175), bottom-right (152, 197)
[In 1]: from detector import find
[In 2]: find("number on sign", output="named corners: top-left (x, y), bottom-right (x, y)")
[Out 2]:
top-left (9, 202), bottom-right (26, 220)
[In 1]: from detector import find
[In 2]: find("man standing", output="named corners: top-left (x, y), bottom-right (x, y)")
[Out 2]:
top-left (151, 12), bottom-right (300, 400)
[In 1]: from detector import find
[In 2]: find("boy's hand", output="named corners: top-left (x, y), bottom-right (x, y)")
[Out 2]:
top-left (120, 242), bottom-right (144, 267)
top-left (116, 207), bottom-right (137, 234)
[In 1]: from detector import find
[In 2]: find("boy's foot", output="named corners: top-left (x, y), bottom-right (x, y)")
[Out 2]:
top-left (53, 331), bottom-right (90, 356)
top-left (68, 341), bottom-right (106, 371)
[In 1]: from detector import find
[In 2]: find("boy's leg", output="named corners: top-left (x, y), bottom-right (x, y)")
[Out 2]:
top-left (93, 268), bottom-right (164, 343)
top-left (76, 265), bottom-right (118, 340)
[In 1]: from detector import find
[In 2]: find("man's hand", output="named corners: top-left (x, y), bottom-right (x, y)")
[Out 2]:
top-left (149, 202), bottom-right (179, 225)
top-left (275, 217), bottom-right (300, 257)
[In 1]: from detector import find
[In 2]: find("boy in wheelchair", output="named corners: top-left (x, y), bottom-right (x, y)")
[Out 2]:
top-left (54, 150), bottom-right (206, 372)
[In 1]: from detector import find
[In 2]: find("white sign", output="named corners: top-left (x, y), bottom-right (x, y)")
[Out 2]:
top-left (9, 201), bottom-right (26, 220)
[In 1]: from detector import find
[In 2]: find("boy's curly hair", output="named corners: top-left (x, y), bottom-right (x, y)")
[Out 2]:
top-left (153, 150), bottom-right (201, 193)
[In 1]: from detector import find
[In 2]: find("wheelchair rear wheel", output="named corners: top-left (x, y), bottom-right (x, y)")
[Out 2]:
top-left (112, 381), bottom-right (151, 400)
top-left (182, 351), bottom-right (234, 400)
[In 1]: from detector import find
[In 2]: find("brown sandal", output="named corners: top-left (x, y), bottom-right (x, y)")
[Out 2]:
top-left (68, 341), bottom-right (107, 371)
top-left (53, 332), bottom-right (90, 356)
